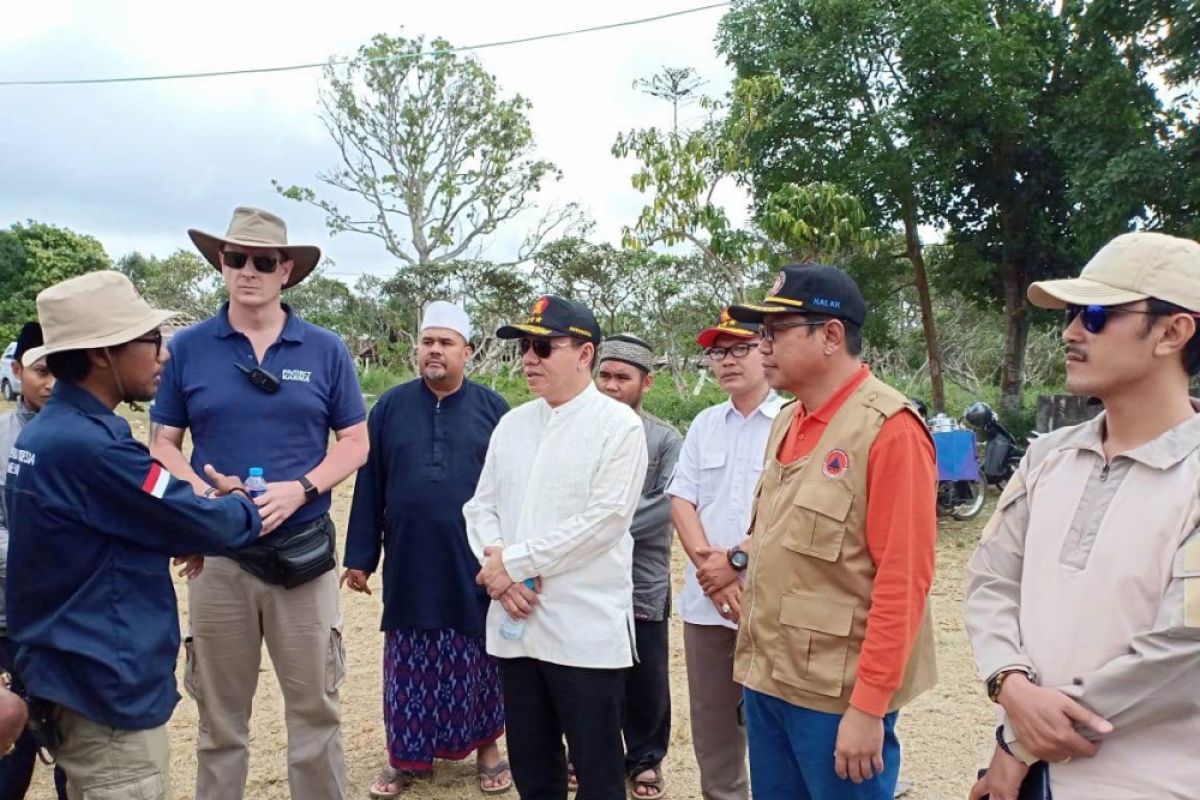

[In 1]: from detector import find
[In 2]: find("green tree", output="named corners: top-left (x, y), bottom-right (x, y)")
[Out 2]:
top-left (718, 1), bottom-right (949, 409)
top-left (117, 249), bottom-right (222, 320)
top-left (0, 222), bottom-right (111, 344)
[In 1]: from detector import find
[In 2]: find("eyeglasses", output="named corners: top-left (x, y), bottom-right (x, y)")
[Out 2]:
top-left (221, 250), bottom-right (282, 274)
top-left (761, 319), bottom-right (829, 343)
top-left (519, 338), bottom-right (580, 359)
top-left (1063, 304), bottom-right (1160, 334)
top-left (128, 330), bottom-right (163, 356)
top-left (705, 343), bottom-right (756, 361)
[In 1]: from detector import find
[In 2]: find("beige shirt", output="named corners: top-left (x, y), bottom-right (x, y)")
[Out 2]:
top-left (965, 406), bottom-right (1200, 799)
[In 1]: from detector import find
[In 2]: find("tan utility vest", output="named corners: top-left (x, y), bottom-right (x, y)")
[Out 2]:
top-left (733, 374), bottom-right (938, 714)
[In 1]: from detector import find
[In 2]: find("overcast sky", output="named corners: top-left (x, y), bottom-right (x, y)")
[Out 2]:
top-left (0, 1), bottom-right (748, 282)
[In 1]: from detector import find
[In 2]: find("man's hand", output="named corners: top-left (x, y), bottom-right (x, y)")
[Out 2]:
top-left (835, 705), bottom-right (885, 784)
top-left (696, 545), bottom-right (738, 595)
top-left (709, 583), bottom-right (743, 624)
top-left (498, 580), bottom-right (540, 620)
top-left (202, 464), bottom-right (244, 497)
top-left (968, 744), bottom-right (1030, 800)
top-left (341, 568), bottom-right (372, 595)
top-left (254, 481), bottom-right (308, 534)
top-left (173, 555), bottom-right (204, 580)
top-left (998, 674), bottom-right (1112, 762)
top-left (477, 545), bottom-right (515, 598)
top-left (0, 686), bottom-right (27, 755)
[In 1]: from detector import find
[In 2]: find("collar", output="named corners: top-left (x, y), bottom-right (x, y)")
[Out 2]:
top-left (14, 398), bottom-right (36, 425)
top-left (419, 377), bottom-right (468, 405)
top-left (214, 303), bottom-right (305, 343)
top-left (540, 381), bottom-right (600, 419)
top-left (724, 390), bottom-right (783, 422)
top-left (50, 380), bottom-right (117, 419)
top-left (800, 364), bottom-right (870, 423)
top-left (1059, 400), bottom-right (1200, 471)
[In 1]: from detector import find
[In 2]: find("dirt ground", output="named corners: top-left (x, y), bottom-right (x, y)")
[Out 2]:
top-left (27, 408), bottom-right (997, 800)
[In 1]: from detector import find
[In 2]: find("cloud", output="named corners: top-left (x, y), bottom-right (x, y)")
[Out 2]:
top-left (0, 1), bottom-right (749, 282)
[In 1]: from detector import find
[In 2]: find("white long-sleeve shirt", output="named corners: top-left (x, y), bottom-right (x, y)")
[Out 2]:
top-left (464, 382), bottom-right (648, 669)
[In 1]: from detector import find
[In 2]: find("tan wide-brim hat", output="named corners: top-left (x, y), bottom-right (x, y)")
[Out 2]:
top-left (36, 271), bottom-right (177, 356)
top-left (188, 206), bottom-right (321, 290)
top-left (1029, 232), bottom-right (1200, 311)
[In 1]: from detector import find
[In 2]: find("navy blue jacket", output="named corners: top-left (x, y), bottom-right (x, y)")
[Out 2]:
top-left (5, 381), bottom-right (261, 729)
top-left (344, 379), bottom-right (508, 636)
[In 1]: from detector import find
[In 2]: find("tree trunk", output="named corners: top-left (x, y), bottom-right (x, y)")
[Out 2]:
top-left (901, 206), bottom-right (946, 412)
top-left (1000, 261), bottom-right (1030, 417)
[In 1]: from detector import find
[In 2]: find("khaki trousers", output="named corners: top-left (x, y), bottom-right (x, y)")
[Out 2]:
top-left (55, 707), bottom-right (172, 800)
top-left (186, 556), bottom-right (346, 800)
top-left (683, 623), bottom-right (749, 800)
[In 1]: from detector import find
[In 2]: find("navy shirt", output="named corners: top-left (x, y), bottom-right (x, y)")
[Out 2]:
top-left (344, 379), bottom-right (508, 636)
top-left (151, 304), bottom-right (367, 526)
top-left (5, 381), bottom-right (261, 729)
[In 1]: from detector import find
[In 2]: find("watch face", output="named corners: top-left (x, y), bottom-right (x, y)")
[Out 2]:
top-left (731, 550), bottom-right (750, 569)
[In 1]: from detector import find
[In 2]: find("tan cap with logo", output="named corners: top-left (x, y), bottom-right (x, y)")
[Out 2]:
top-left (1028, 232), bottom-right (1200, 311)
top-left (36, 271), bottom-right (176, 357)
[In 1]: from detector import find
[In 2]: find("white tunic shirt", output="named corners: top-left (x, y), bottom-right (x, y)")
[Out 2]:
top-left (464, 383), bottom-right (647, 669)
top-left (665, 392), bottom-right (782, 629)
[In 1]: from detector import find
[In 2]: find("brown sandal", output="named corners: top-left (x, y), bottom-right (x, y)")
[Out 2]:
top-left (478, 758), bottom-right (513, 795)
top-left (628, 766), bottom-right (666, 800)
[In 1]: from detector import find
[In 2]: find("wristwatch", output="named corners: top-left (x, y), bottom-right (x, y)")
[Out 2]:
top-left (987, 667), bottom-right (1035, 703)
top-left (728, 546), bottom-right (750, 571)
top-left (298, 476), bottom-right (320, 504)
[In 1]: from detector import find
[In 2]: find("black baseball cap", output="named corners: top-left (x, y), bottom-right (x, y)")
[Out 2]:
top-left (696, 307), bottom-right (762, 348)
top-left (729, 264), bottom-right (867, 327)
top-left (13, 322), bottom-right (43, 364)
top-left (496, 295), bottom-right (602, 346)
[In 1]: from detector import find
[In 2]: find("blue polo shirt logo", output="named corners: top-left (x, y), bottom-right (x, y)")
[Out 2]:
top-left (281, 369), bottom-right (312, 383)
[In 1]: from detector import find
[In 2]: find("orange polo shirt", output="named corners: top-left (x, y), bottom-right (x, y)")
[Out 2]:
top-left (778, 365), bottom-right (937, 717)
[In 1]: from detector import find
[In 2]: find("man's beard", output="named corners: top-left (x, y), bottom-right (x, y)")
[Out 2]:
top-left (423, 365), bottom-right (448, 382)
top-left (125, 388), bottom-right (157, 403)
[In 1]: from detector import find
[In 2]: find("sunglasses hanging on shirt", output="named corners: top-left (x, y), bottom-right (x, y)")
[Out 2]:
top-left (235, 362), bottom-right (281, 394)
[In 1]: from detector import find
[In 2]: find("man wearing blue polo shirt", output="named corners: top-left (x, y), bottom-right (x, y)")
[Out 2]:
top-left (150, 207), bottom-right (368, 800)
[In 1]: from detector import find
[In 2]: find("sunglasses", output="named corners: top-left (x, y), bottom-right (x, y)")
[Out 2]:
top-left (221, 250), bottom-right (283, 274)
top-left (1063, 304), bottom-right (1160, 334)
top-left (519, 338), bottom-right (580, 359)
top-left (128, 330), bottom-right (163, 356)
top-left (705, 343), bottom-right (756, 361)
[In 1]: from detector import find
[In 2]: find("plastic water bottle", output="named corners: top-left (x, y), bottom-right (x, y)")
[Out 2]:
top-left (498, 578), bottom-right (538, 641)
top-left (245, 467), bottom-right (268, 498)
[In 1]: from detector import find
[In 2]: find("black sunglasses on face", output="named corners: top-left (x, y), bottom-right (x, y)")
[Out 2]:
top-left (128, 330), bottom-right (163, 356)
top-left (519, 338), bottom-right (578, 359)
top-left (222, 250), bottom-right (282, 274)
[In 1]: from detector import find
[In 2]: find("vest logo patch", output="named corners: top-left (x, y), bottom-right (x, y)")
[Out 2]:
top-left (822, 449), bottom-right (849, 479)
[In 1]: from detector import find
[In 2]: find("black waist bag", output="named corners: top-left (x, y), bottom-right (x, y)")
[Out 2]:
top-left (234, 514), bottom-right (335, 589)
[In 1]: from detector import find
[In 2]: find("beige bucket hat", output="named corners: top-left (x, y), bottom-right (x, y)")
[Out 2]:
top-left (188, 206), bottom-right (321, 290)
top-left (1028, 232), bottom-right (1200, 311)
top-left (34, 271), bottom-right (176, 358)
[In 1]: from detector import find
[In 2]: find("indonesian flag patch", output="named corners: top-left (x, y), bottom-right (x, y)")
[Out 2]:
top-left (141, 462), bottom-right (171, 499)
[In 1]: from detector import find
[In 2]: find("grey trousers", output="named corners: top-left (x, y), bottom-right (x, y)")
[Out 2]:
top-left (683, 623), bottom-right (749, 800)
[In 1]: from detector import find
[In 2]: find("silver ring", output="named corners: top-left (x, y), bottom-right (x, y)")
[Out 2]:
top-left (721, 603), bottom-right (732, 614)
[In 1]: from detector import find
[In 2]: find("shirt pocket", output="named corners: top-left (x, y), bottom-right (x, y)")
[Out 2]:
top-left (698, 450), bottom-right (727, 501)
top-left (772, 591), bottom-right (856, 697)
top-left (781, 480), bottom-right (854, 562)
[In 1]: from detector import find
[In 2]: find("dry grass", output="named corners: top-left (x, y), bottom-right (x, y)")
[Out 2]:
top-left (27, 406), bottom-right (996, 800)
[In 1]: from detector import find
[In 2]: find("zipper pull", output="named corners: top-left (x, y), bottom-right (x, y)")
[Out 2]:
top-left (1100, 463), bottom-right (1110, 482)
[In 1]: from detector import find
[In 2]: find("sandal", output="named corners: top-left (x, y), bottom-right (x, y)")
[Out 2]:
top-left (628, 766), bottom-right (666, 800)
top-left (369, 766), bottom-right (416, 799)
top-left (478, 758), bottom-right (513, 795)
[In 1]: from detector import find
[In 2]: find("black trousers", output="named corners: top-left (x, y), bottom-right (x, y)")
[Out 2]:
top-left (498, 657), bottom-right (626, 800)
top-left (623, 619), bottom-right (671, 775)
